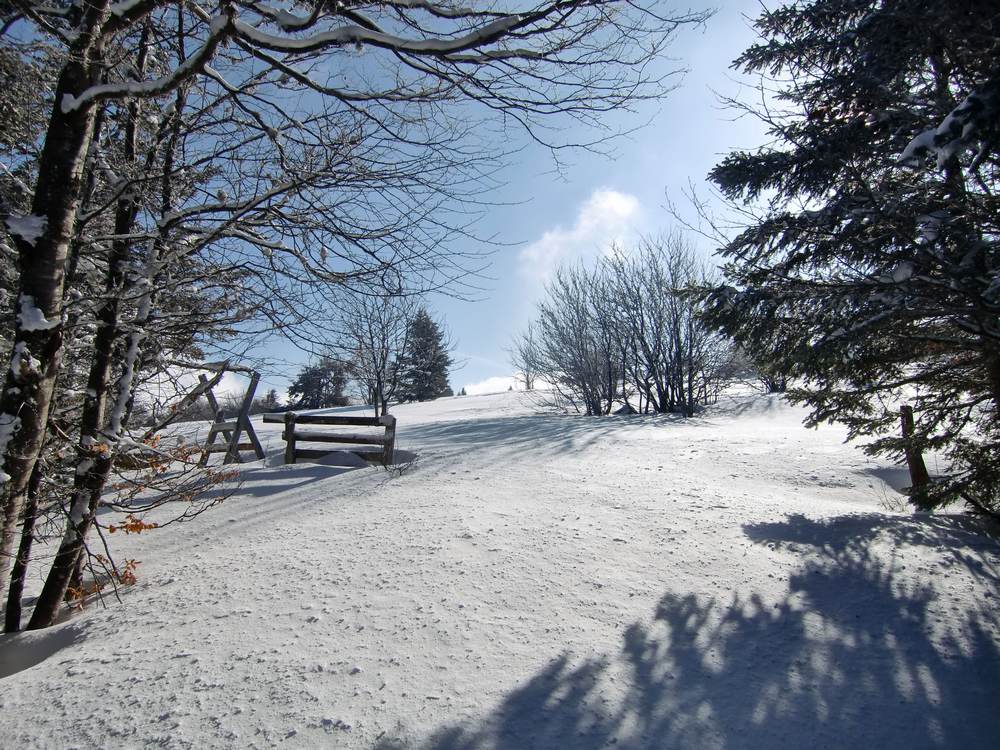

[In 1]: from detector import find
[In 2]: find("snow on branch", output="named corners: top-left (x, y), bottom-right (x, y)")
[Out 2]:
top-left (16, 295), bottom-right (60, 332)
top-left (232, 13), bottom-right (524, 56)
top-left (246, 1), bottom-right (323, 31)
top-left (109, 0), bottom-right (153, 17)
top-left (0, 412), bottom-right (20, 483)
top-left (61, 12), bottom-right (233, 112)
top-left (901, 73), bottom-right (1000, 170)
top-left (4, 214), bottom-right (47, 246)
top-left (367, 0), bottom-right (498, 20)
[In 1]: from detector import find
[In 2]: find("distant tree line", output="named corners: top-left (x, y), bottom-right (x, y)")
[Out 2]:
top-left (280, 302), bottom-right (453, 414)
top-left (512, 235), bottom-right (738, 416)
top-left (165, 302), bottom-right (455, 419)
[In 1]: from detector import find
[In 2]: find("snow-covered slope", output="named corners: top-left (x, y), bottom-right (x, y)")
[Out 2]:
top-left (1, 390), bottom-right (998, 749)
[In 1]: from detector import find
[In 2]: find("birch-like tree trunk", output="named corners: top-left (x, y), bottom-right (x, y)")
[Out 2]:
top-left (0, 1), bottom-right (111, 603)
top-left (28, 242), bottom-right (159, 629)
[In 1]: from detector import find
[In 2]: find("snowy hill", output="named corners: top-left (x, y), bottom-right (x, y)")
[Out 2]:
top-left (1, 390), bottom-right (998, 748)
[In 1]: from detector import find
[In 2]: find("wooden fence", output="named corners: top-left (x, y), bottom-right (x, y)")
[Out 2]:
top-left (262, 412), bottom-right (396, 466)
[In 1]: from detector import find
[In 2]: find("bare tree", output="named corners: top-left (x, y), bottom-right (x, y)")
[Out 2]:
top-left (339, 294), bottom-right (416, 417)
top-left (532, 264), bottom-right (620, 415)
top-left (510, 322), bottom-right (540, 391)
top-left (523, 235), bottom-right (735, 417)
top-left (607, 236), bottom-right (734, 415)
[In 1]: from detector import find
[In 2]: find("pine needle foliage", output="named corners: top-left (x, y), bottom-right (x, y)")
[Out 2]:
top-left (397, 308), bottom-right (453, 402)
top-left (702, 0), bottom-right (1000, 513)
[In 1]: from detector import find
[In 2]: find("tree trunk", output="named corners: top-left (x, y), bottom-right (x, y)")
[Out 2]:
top-left (986, 350), bottom-right (1000, 418)
top-left (3, 462), bottom-right (44, 632)
top-left (0, 4), bottom-right (110, 603)
top-left (31, 32), bottom-right (153, 622)
top-left (28, 244), bottom-right (160, 629)
top-left (27, 463), bottom-right (113, 629)
top-left (900, 405), bottom-right (930, 497)
top-left (33, 230), bottom-right (130, 624)
top-left (30, 240), bottom-right (164, 631)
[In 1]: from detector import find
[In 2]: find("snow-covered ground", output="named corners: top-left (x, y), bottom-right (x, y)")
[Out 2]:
top-left (1, 390), bottom-right (998, 749)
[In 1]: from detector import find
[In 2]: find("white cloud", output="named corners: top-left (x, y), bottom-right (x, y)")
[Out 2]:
top-left (518, 188), bottom-right (641, 284)
top-left (216, 371), bottom-right (255, 400)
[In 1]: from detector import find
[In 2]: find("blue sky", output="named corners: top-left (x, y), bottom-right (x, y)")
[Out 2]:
top-left (235, 1), bottom-right (772, 402)
top-left (438, 0), bottom-right (771, 394)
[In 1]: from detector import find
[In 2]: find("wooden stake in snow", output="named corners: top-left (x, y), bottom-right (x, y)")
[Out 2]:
top-left (283, 412), bottom-right (297, 466)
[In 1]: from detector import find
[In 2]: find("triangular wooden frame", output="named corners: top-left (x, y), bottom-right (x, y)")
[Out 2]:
top-left (197, 368), bottom-right (266, 465)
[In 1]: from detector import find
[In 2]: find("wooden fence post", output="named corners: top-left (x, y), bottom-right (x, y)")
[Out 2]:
top-left (284, 412), bottom-right (297, 465)
top-left (382, 414), bottom-right (396, 466)
top-left (239, 372), bottom-right (265, 460)
top-left (225, 372), bottom-right (257, 464)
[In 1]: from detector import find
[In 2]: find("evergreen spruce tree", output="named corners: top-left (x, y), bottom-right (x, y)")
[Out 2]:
top-left (261, 389), bottom-right (280, 411)
top-left (287, 358), bottom-right (350, 409)
top-left (397, 308), bottom-right (453, 402)
top-left (702, 0), bottom-right (1000, 513)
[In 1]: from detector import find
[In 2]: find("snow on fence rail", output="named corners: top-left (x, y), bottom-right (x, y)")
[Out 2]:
top-left (262, 412), bottom-right (396, 466)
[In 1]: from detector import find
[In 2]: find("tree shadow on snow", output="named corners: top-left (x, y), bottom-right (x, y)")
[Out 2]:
top-left (377, 514), bottom-right (1000, 750)
top-left (205, 462), bottom-right (364, 500)
top-left (699, 392), bottom-right (790, 420)
top-left (97, 461), bottom-right (364, 523)
top-left (0, 619), bottom-right (90, 678)
top-left (398, 413), bottom-right (689, 460)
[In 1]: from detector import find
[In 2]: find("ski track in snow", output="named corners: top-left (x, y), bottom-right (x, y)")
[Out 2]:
top-left (1, 390), bottom-right (998, 749)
